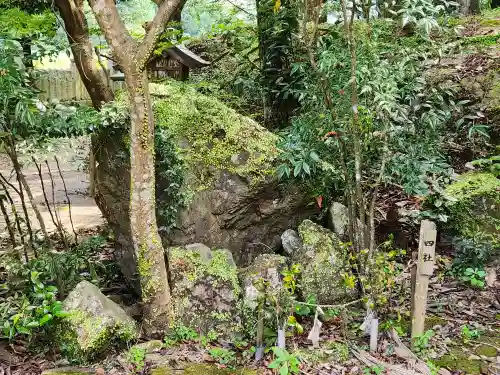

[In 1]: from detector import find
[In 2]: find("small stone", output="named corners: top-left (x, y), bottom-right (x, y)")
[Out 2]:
top-left (130, 340), bottom-right (163, 354)
top-left (281, 229), bottom-right (302, 256)
top-left (468, 354), bottom-right (481, 360)
top-left (96, 369), bottom-right (105, 375)
top-left (185, 243), bottom-right (212, 262)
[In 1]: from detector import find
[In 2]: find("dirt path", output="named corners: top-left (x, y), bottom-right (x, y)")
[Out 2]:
top-left (0, 137), bottom-right (103, 241)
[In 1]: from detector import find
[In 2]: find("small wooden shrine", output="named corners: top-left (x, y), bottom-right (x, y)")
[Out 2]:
top-left (110, 45), bottom-right (210, 82)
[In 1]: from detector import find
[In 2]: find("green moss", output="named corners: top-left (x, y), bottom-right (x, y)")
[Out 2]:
top-left (171, 248), bottom-right (241, 296)
top-left (169, 247), bottom-right (243, 337)
top-left (326, 341), bottom-right (350, 362)
top-left (59, 308), bottom-right (136, 361)
top-left (445, 172), bottom-right (500, 241)
top-left (183, 364), bottom-right (256, 375)
top-left (479, 19), bottom-right (500, 26)
top-left (434, 355), bottom-right (482, 374)
top-left (150, 367), bottom-right (172, 375)
top-left (475, 345), bottom-right (497, 357)
top-left (424, 316), bottom-right (447, 330)
top-left (150, 81), bottom-right (279, 189)
top-left (298, 220), bottom-right (338, 254)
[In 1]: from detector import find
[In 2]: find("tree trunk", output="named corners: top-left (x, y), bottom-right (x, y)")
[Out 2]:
top-left (55, 0), bottom-right (114, 202)
top-left (125, 69), bottom-right (172, 330)
top-left (55, 0), bottom-right (114, 109)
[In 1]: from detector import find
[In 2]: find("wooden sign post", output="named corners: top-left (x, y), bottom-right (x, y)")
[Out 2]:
top-left (411, 220), bottom-right (437, 338)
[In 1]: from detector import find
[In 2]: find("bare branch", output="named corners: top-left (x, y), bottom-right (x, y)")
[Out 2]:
top-left (87, 0), bottom-right (135, 64)
top-left (135, 0), bottom-right (187, 69)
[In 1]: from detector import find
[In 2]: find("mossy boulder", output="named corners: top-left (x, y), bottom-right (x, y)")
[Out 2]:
top-left (445, 172), bottom-right (500, 242)
top-left (94, 81), bottom-right (314, 288)
top-left (297, 220), bottom-right (357, 304)
top-left (169, 245), bottom-right (243, 338)
top-left (61, 281), bottom-right (138, 359)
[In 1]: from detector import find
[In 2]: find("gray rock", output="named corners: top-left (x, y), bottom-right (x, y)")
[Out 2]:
top-left (169, 246), bottom-right (243, 338)
top-left (328, 202), bottom-right (349, 238)
top-left (281, 229), bottom-right (302, 256)
top-left (185, 243), bottom-right (212, 262)
top-left (297, 220), bottom-right (357, 304)
top-left (239, 254), bottom-right (287, 310)
top-left (62, 281), bottom-right (137, 357)
top-left (94, 86), bottom-right (315, 290)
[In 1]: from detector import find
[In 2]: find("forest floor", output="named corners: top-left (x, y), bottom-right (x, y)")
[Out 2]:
top-left (1, 241), bottom-right (498, 375)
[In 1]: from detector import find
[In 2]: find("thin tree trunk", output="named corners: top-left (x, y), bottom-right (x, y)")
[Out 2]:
top-left (6, 144), bottom-right (49, 241)
top-left (341, 0), bottom-right (366, 251)
top-left (45, 160), bottom-right (69, 249)
top-left (55, 156), bottom-right (78, 243)
top-left (4, 147), bottom-right (35, 249)
top-left (0, 196), bottom-right (16, 247)
top-left (0, 176), bottom-right (25, 260)
top-left (32, 157), bottom-right (59, 233)
top-left (126, 70), bottom-right (172, 329)
top-left (0, 172), bottom-right (29, 262)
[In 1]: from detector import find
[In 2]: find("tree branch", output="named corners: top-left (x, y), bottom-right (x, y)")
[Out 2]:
top-left (87, 0), bottom-right (135, 64)
top-left (135, 0), bottom-right (187, 69)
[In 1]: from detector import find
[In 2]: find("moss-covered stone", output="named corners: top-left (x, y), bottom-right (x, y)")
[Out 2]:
top-left (297, 220), bottom-right (357, 304)
top-left (445, 172), bottom-right (500, 242)
top-left (94, 80), bottom-right (314, 287)
top-left (60, 281), bottom-right (138, 360)
top-left (169, 246), bottom-right (243, 338)
top-left (150, 82), bottom-right (278, 189)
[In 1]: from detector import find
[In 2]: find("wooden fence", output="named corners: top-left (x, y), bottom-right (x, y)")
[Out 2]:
top-left (35, 64), bottom-right (125, 103)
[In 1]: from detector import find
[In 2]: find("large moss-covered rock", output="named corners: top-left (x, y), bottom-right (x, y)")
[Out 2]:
top-left (169, 245), bottom-right (243, 338)
top-left (94, 82), bottom-right (314, 287)
top-left (61, 281), bottom-right (137, 358)
top-left (297, 220), bottom-right (357, 304)
top-left (445, 172), bottom-right (500, 242)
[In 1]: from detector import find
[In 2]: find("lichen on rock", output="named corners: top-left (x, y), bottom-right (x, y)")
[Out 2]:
top-left (60, 281), bottom-right (138, 359)
top-left (150, 81), bottom-right (278, 189)
top-left (296, 220), bottom-right (357, 304)
top-left (168, 245), bottom-right (243, 338)
top-left (445, 172), bottom-right (500, 241)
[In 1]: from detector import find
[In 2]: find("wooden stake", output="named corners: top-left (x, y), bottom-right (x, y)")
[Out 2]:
top-left (409, 251), bottom-right (418, 326)
top-left (411, 220), bottom-right (436, 338)
top-left (370, 318), bottom-right (378, 353)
